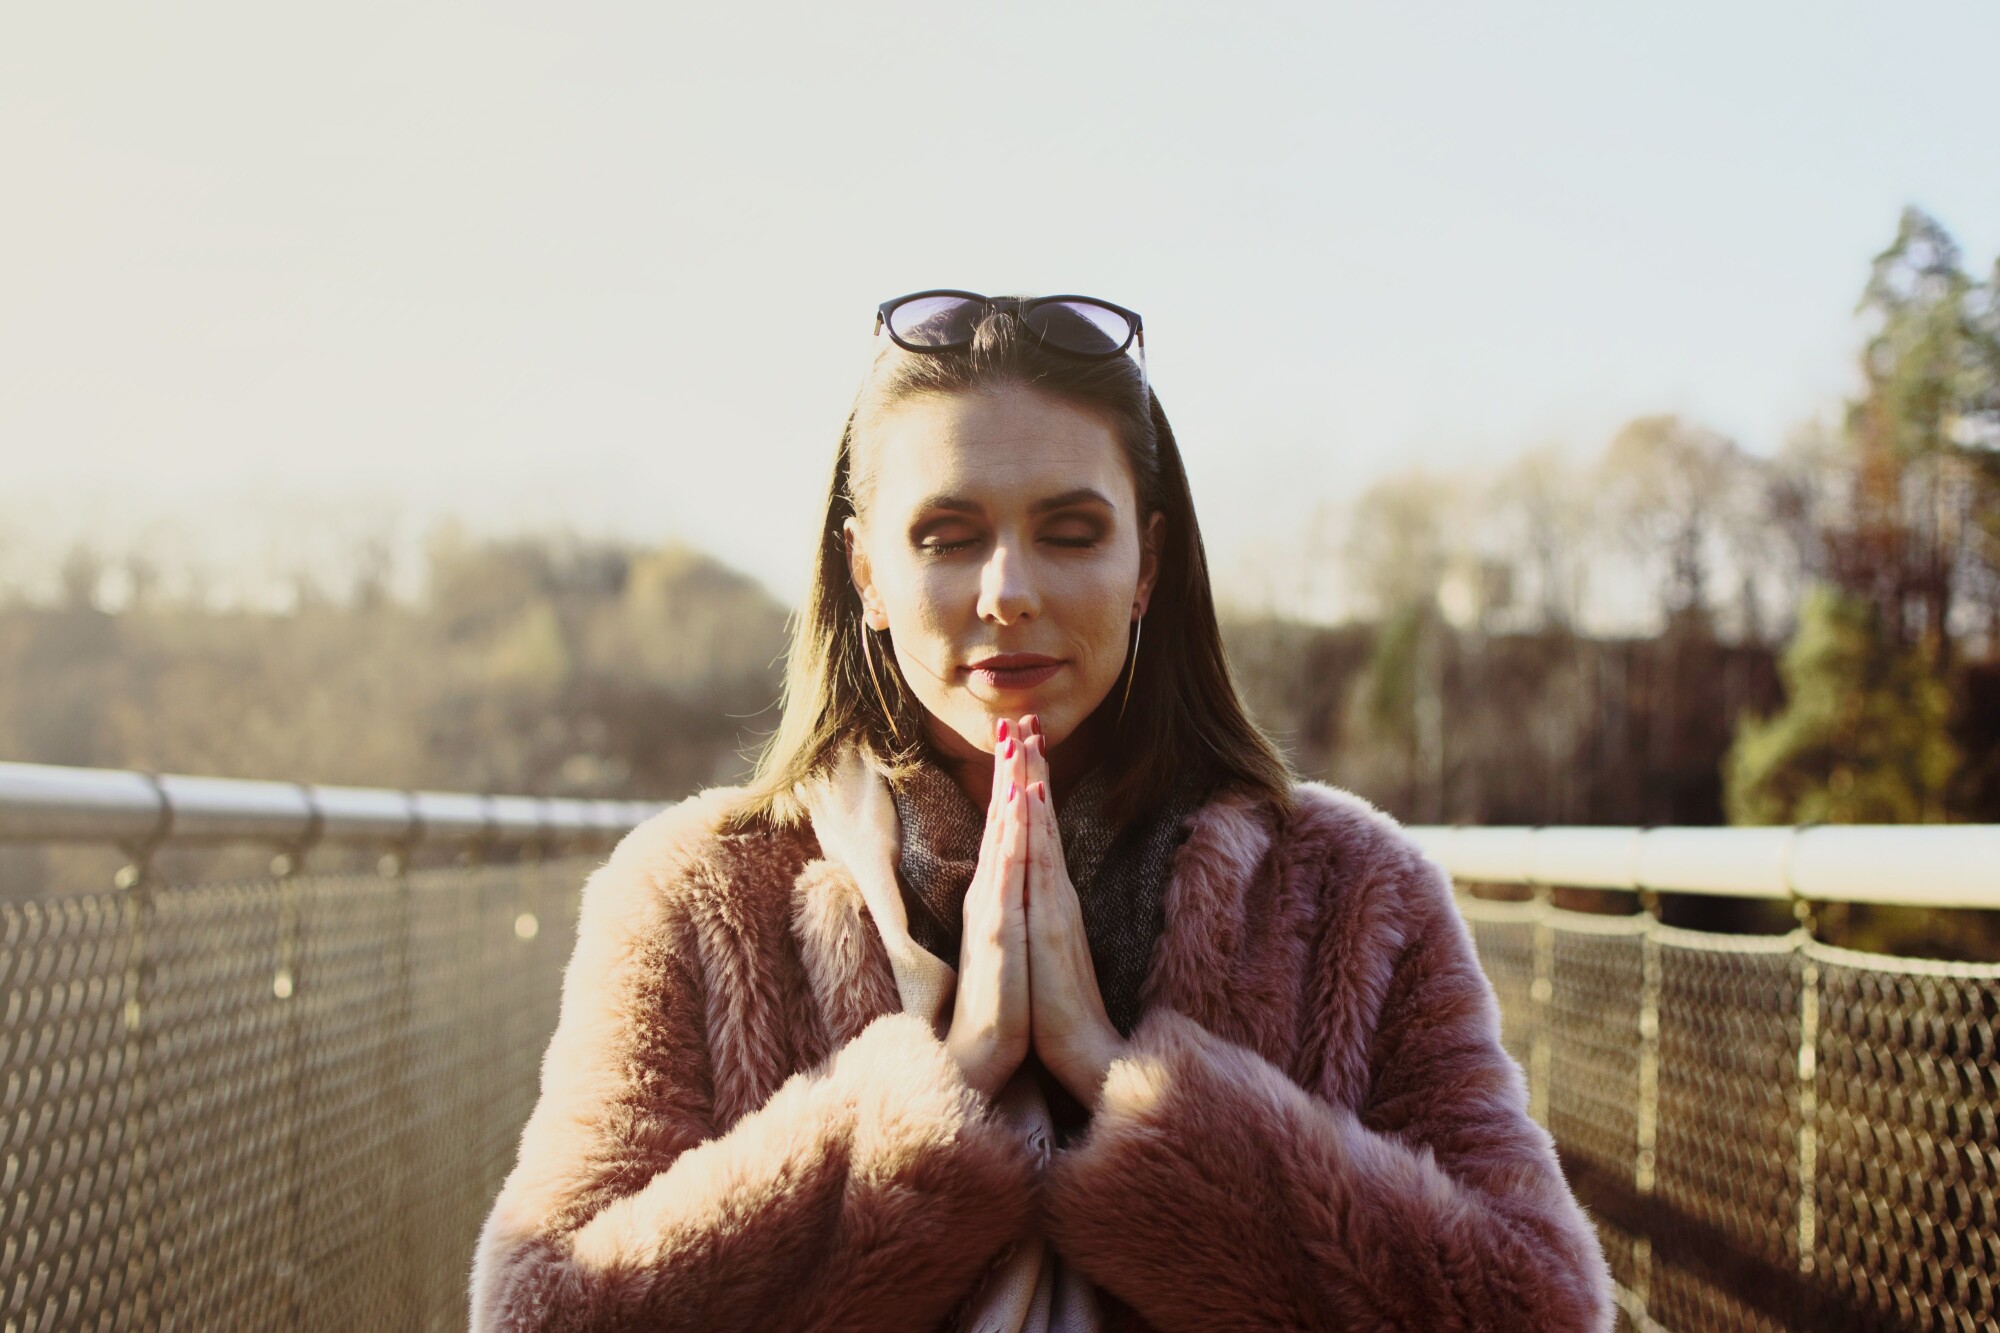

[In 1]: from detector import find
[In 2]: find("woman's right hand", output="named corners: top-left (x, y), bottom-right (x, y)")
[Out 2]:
top-left (942, 718), bottom-right (1032, 1100)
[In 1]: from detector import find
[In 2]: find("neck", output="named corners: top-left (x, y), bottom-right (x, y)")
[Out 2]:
top-left (925, 707), bottom-right (1109, 812)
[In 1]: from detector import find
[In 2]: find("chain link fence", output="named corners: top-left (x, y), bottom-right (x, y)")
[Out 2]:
top-left (1459, 891), bottom-right (2000, 1333)
top-left (7, 772), bottom-right (1997, 1331)
top-left (2, 852), bottom-right (595, 1333)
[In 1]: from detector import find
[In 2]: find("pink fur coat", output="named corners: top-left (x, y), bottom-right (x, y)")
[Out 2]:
top-left (469, 768), bottom-right (1616, 1331)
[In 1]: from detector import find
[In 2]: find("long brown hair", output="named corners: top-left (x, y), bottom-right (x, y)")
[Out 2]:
top-left (729, 305), bottom-right (1294, 830)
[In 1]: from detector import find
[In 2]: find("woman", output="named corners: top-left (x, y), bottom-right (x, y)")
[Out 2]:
top-left (469, 292), bottom-right (1615, 1331)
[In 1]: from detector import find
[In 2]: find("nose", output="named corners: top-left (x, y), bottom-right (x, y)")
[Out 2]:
top-left (976, 538), bottom-right (1039, 625)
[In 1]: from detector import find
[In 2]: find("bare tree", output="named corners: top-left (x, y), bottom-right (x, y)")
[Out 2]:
top-left (1487, 443), bottom-right (1592, 631)
top-left (1596, 414), bottom-right (1758, 626)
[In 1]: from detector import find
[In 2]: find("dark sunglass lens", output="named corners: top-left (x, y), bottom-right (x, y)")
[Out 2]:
top-left (887, 296), bottom-right (983, 347)
top-left (1023, 300), bottom-right (1132, 355)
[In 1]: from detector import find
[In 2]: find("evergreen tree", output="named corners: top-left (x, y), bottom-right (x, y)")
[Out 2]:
top-left (1843, 207), bottom-right (2000, 667)
top-left (1724, 584), bottom-right (1958, 824)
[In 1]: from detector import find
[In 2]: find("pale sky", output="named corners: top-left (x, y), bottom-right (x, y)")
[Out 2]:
top-left (4, 1), bottom-right (1998, 615)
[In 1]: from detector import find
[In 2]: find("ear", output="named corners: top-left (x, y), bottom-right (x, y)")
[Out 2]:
top-left (842, 516), bottom-right (890, 631)
top-left (1133, 510), bottom-right (1165, 620)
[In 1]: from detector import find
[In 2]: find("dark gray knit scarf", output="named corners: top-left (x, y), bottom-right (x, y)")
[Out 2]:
top-left (889, 752), bottom-right (1214, 1039)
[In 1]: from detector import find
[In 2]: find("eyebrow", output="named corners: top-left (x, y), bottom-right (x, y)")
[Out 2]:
top-left (913, 487), bottom-right (1118, 518)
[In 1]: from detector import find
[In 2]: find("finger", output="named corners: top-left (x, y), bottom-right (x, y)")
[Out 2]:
top-left (987, 720), bottom-right (1013, 819)
top-left (1039, 734), bottom-right (1064, 829)
top-left (1005, 729), bottom-right (1028, 813)
top-left (988, 734), bottom-right (1019, 829)
top-left (1029, 744), bottom-right (1071, 891)
top-left (967, 728), bottom-right (1015, 926)
top-left (1040, 728), bottom-right (1056, 832)
top-left (1024, 721), bottom-right (1052, 815)
top-left (970, 742), bottom-right (1005, 903)
top-left (996, 739), bottom-right (1028, 841)
top-left (972, 773), bottom-right (1013, 935)
top-left (1030, 765), bottom-right (1056, 883)
top-left (1001, 776), bottom-right (1027, 912)
top-left (1018, 742), bottom-right (1038, 883)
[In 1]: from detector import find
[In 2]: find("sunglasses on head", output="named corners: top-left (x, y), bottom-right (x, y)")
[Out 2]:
top-left (873, 289), bottom-right (1148, 394)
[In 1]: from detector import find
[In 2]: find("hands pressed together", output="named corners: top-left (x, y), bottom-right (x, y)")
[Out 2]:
top-left (941, 715), bottom-right (1130, 1113)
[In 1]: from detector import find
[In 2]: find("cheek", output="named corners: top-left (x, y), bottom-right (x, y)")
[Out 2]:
top-left (912, 566), bottom-right (974, 634)
top-left (1083, 593), bottom-right (1134, 673)
top-left (1050, 560), bottom-right (1138, 664)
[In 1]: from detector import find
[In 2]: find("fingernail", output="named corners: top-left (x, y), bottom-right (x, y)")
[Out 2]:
top-left (996, 718), bottom-right (1011, 741)
top-left (1007, 781), bottom-right (1017, 800)
top-left (1002, 738), bottom-right (1015, 759)
top-left (1035, 782), bottom-right (1047, 803)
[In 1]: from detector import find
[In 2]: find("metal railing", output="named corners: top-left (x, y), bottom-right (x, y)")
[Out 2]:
top-left (6, 758), bottom-right (1996, 1332)
top-left (0, 760), bottom-right (663, 860)
top-left (1408, 821), bottom-right (2000, 1333)
top-left (0, 761), bottom-right (667, 1333)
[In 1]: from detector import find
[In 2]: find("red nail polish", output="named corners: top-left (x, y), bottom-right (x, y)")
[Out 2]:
top-left (1007, 781), bottom-right (1017, 800)
top-left (1002, 738), bottom-right (1015, 759)
top-left (997, 718), bottom-right (1011, 741)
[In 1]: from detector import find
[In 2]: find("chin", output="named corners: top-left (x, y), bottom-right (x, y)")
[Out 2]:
top-left (941, 695), bottom-right (1069, 752)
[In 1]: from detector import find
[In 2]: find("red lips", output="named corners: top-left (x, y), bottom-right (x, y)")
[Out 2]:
top-left (967, 653), bottom-right (1063, 691)
top-left (970, 653), bottom-right (1060, 670)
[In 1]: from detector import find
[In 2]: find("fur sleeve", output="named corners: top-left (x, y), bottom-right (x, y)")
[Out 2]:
top-left (468, 798), bottom-right (1039, 1332)
top-left (1041, 842), bottom-right (1616, 1332)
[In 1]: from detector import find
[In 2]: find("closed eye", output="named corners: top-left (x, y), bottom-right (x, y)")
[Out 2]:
top-left (922, 535), bottom-right (1097, 554)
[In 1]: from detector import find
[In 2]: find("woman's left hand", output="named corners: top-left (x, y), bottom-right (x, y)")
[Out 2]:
top-left (1019, 715), bottom-right (1129, 1113)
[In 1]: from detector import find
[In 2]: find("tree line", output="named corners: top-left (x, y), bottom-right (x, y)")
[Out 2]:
top-left (1267, 206), bottom-right (1998, 830)
top-left (3, 208), bottom-right (1995, 954)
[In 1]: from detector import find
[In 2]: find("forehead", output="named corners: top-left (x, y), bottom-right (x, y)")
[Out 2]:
top-left (857, 386), bottom-right (1134, 515)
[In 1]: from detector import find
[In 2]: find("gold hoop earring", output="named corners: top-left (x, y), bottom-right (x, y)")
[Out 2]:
top-left (1116, 614), bottom-right (1143, 727)
top-left (859, 620), bottom-right (905, 743)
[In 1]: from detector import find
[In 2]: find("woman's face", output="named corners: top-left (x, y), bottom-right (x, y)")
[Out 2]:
top-left (845, 383), bottom-right (1162, 758)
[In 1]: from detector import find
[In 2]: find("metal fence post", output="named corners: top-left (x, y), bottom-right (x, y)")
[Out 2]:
top-left (1634, 886), bottom-right (1664, 1320)
top-left (114, 777), bottom-right (170, 1326)
top-left (273, 836), bottom-right (306, 1327)
top-left (379, 835), bottom-right (420, 1324)
top-left (1781, 825), bottom-right (1821, 1286)
top-left (1529, 880), bottom-right (1554, 1126)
